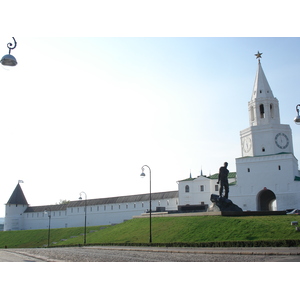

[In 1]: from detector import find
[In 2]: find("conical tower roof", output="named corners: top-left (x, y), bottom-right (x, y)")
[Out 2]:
top-left (251, 59), bottom-right (274, 101)
top-left (6, 183), bottom-right (28, 205)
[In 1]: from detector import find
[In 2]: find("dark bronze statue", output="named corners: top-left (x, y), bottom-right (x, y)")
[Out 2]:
top-left (217, 162), bottom-right (229, 199)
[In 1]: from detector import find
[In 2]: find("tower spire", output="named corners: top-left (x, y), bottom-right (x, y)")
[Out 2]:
top-left (251, 52), bottom-right (274, 101)
top-left (248, 52), bottom-right (279, 126)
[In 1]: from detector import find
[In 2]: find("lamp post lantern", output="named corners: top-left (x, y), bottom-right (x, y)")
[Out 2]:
top-left (140, 165), bottom-right (152, 243)
top-left (1, 37), bottom-right (17, 67)
top-left (44, 208), bottom-right (51, 247)
top-left (79, 191), bottom-right (87, 246)
top-left (294, 104), bottom-right (300, 125)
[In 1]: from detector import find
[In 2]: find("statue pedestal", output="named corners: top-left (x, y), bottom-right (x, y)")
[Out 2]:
top-left (208, 203), bottom-right (221, 212)
top-left (210, 194), bottom-right (243, 212)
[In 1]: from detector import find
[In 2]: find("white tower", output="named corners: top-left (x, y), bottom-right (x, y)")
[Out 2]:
top-left (240, 54), bottom-right (293, 157)
top-left (4, 183), bottom-right (28, 231)
top-left (234, 52), bottom-right (300, 211)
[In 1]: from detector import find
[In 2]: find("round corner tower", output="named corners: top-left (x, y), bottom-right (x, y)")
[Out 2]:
top-left (4, 183), bottom-right (28, 231)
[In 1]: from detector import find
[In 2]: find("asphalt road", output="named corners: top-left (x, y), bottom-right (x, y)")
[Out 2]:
top-left (1, 246), bottom-right (300, 262)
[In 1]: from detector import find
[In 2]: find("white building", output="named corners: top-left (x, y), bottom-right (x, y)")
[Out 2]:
top-left (178, 55), bottom-right (300, 211)
top-left (3, 184), bottom-right (178, 231)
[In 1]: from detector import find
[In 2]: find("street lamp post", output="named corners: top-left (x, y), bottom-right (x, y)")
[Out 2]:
top-left (44, 208), bottom-right (51, 247)
top-left (294, 104), bottom-right (300, 125)
top-left (140, 165), bottom-right (152, 243)
top-left (79, 191), bottom-right (87, 246)
top-left (1, 37), bottom-right (18, 67)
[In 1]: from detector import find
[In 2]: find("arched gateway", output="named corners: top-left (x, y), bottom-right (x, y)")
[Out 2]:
top-left (257, 189), bottom-right (276, 211)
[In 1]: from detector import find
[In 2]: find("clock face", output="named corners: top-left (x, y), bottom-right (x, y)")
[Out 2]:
top-left (243, 137), bottom-right (252, 153)
top-left (275, 133), bottom-right (289, 149)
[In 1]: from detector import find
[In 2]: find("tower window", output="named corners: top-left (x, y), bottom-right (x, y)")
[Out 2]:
top-left (270, 104), bottom-right (274, 118)
top-left (262, 147), bottom-right (265, 152)
top-left (260, 104), bottom-right (265, 118)
top-left (247, 168), bottom-right (250, 172)
top-left (278, 165), bottom-right (281, 170)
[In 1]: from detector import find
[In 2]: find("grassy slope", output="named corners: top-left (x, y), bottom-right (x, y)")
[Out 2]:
top-left (1, 215), bottom-right (300, 248)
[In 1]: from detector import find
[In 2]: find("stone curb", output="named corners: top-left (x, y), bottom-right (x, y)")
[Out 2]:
top-left (87, 246), bottom-right (300, 256)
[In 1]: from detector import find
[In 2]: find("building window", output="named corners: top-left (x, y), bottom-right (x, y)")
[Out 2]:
top-left (119, 205), bottom-right (121, 210)
top-left (262, 147), bottom-right (265, 152)
top-left (200, 185), bottom-right (204, 192)
top-left (270, 104), bottom-right (274, 118)
top-left (104, 205), bottom-right (106, 211)
top-left (126, 204), bottom-right (128, 209)
top-left (134, 203), bottom-right (136, 208)
top-left (71, 208), bottom-right (73, 213)
top-left (97, 206), bottom-right (99, 211)
top-left (278, 165), bottom-right (281, 170)
top-left (260, 104), bottom-right (265, 118)
top-left (185, 185), bottom-right (190, 193)
top-left (167, 200), bottom-right (170, 206)
top-left (142, 202), bottom-right (144, 208)
top-left (248, 168), bottom-right (250, 172)
top-left (90, 207), bottom-right (92, 212)
top-left (77, 208), bottom-right (79, 213)
top-left (215, 185), bottom-right (219, 192)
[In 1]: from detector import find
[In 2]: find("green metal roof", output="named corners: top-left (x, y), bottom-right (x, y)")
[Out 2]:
top-left (178, 177), bottom-right (196, 182)
top-left (178, 172), bottom-right (237, 182)
top-left (208, 172), bottom-right (237, 180)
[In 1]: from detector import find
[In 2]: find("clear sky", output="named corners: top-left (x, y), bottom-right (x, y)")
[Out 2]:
top-left (1, 36), bottom-right (300, 217)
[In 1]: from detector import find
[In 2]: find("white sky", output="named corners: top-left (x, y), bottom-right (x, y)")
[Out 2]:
top-left (1, 2), bottom-right (300, 218)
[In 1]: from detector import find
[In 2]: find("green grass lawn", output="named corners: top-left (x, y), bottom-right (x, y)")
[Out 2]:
top-left (1, 215), bottom-right (300, 248)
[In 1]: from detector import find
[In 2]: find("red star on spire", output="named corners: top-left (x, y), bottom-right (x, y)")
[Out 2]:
top-left (255, 51), bottom-right (263, 59)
